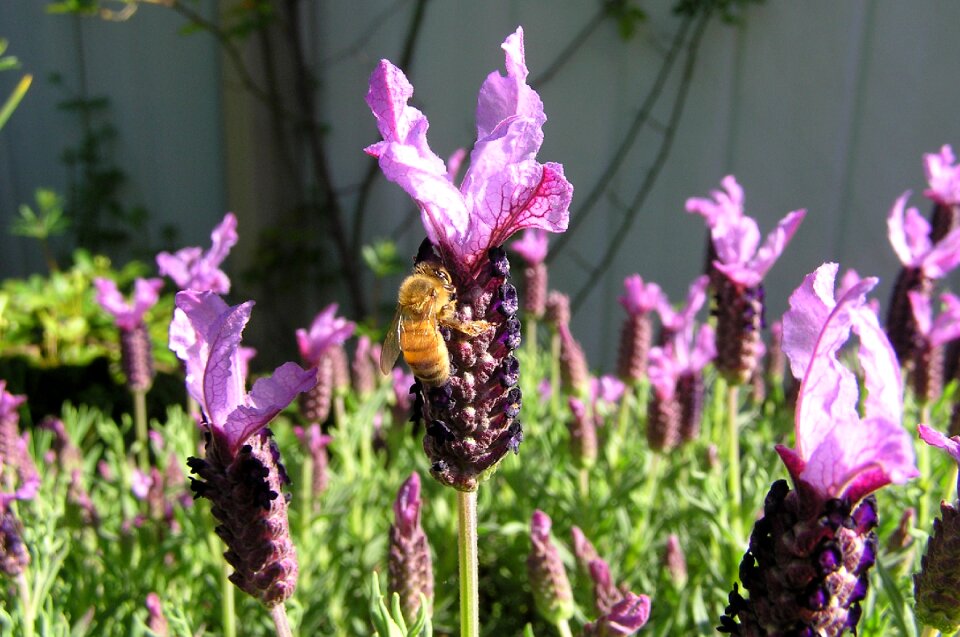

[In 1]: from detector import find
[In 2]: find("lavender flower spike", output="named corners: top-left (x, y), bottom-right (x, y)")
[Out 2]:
top-left (720, 263), bottom-right (918, 636)
top-left (526, 510), bottom-right (574, 626)
top-left (582, 592), bottom-right (652, 637)
top-left (156, 212), bottom-right (238, 293)
top-left (510, 229), bottom-right (550, 318)
top-left (688, 176), bottom-right (805, 383)
top-left (615, 274), bottom-right (664, 383)
top-left (170, 291), bottom-right (316, 606)
top-left (914, 424), bottom-right (960, 633)
top-left (924, 145), bottom-right (960, 241)
top-left (95, 277), bottom-right (164, 391)
top-left (296, 303), bottom-right (355, 424)
top-left (366, 27), bottom-right (572, 490)
top-left (388, 472), bottom-right (434, 625)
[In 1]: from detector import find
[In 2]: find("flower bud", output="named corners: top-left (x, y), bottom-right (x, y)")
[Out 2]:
top-left (527, 510), bottom-right (574, 626)
top-left (388, 473), bottom-right (434, 625)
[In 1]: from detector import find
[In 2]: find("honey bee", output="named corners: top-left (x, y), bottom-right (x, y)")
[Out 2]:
top-left (380, 262), bottom-right (491, 386)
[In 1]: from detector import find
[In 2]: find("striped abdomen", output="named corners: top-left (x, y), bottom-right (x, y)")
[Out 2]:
top-left (401, 318), bottom-right (450, 386)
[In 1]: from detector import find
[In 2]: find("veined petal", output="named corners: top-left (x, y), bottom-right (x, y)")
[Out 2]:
top-left (476, 27), bottom-right (545, 141)
top-left (171, 291), bottom-right (233, 411)
top-left (203, 301), bottom-right (252, 428)
top-left (853, 300), bottom-right (903, 426)
top-left (460, 158), bottom-right (571, 269)
top-left (785, 265), bottom-right (871, 462)
top-left (365, 59), bottom-right (469, 248)
top-left (802, 415), bottom-right (917, 503)
top-left (224, 362), bottom-right (316, 448)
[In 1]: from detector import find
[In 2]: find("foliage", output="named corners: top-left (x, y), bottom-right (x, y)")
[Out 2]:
top-left (0, 316), bottom-right (945, 635)
top-left (0, 38), bottom-right (32, 132)
top-left (0, 249), bottom-right (176, 377)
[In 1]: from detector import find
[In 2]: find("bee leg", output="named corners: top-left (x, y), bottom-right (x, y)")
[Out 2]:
top-left (446, 318), bottom-right (493, 337)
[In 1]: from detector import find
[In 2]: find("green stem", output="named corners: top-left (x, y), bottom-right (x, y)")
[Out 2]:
top-left (17, 572), bottom-right (34, 637)
top-left (579, 467), bottom-right (590, 501)
top-left (726, 381), bottom-right (742, 540)
top-left (269, 603), bottom-right (294, 637)
top-left (525, 316), bottom-right (539, 365)
top-left (300, 454), bottom-right (314, 540)
top-left (919, 626), bottom-right (940, 637)
top-left (556, 618), bottom-right (574, 637)
top-left (133, 388), bottom-right (149, 472)
top-left (550, 332), bottom-right (562, 417)
top-left (458, 489), bottom-right (480, 637)
top-left (917, 402), bottom-right (932, 523)
top-left (221, 558), bottom-right (237, 637)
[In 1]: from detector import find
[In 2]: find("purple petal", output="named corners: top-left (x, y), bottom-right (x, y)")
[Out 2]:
top-left (510, 228), bottom-right (550, 265)
top-left (592, 592), bottom-right (652, 635)
top-left (805, 414), bottom-right (917, 504)
top-left (0, 381), bottom-right (27, 420)
top-left (156, 247), bottom-right (202, 288)
top-left (918, 424), bottom-right (960, 465)
top-left (930, 292), bottom-right (960, 346)
top-left (909, 290), bottom-right (933, 337)
top-left (922, 225), bottom-right (960, 279)
top-left (207, 213), bottom-right (239, 271)
top-left (748, 209), bottom-right (806, 280)
top-left (531, 509), bottom-right (552, 541)
top-left (223, 361), bottom-right (317, 448)
top-left (685, 175), bottom-right (744, 228)
top-left (689, 323), bottom-right (716, 371)
top-left (924, 145), bottom-right (960, 205)
top-left (365, 59), bottom-right (469, 249)
top-left (853, 300), bottom-right (903, 428)
top-left (620, 274), bottom-right (664, 316)
top-left (392, 472), bottom-right (422, 535)
top-left (475, 27), bottom-right (545, 141)
top-left (647, 346), bottom-right (679, 399)
top-left (296, 304), bottom-right (356, 365)
top-left (887, 192), bottom-right (932, 268)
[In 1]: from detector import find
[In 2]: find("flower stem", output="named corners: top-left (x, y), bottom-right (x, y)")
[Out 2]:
top-left (556, 618), bottom-right (574, 637)
top-left (919, 403), bottom-right (932, 529)
top-left (550, 331), bottom-right (562, 417)
top-left (17, 572), bottom-right (35, 637)
top-left (221, 557), bottom-right (237, 637)
top-left (300, 454), bottom-right (314, 540)
top-left (269, 603), bottom-right (294, 637)
top-left (458, 489), bottom-right (480, 637)
top-left (919, 626), bottom-right (940, 637)
top-left (726, 381), bottom-right (743, 540)
top-left (133, 388), bottom-right (149, 472)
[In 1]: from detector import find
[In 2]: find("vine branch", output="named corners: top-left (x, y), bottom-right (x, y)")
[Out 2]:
top-left (570, 7), bottom-right (712, 311)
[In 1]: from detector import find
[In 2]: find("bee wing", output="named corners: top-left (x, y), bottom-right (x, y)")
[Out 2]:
top-left (379, 308), bottom-right (404, 375)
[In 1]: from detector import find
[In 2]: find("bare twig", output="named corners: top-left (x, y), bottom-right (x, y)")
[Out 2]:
top-left (546, 12), bottom-right (694, 263)
top-left (570, 8), bottom-right (712, 311)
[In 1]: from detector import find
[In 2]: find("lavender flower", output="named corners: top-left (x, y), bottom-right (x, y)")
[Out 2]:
top-left (720, 263), bottom-right (918, 636)
top-left (94, 277), bottom-right (164, 392)
top-left (366, 27), bottom-right (572, 490)
top-left (885, 190), bottom-right (960, 364)
top-left (0, 382), bottom-right (39, 507)
top-left (687, 176), bottom-right (805, 384)
top-left (156, 212), bottom-right (238, 293)
top-left (582, 592), bottom-right (652, 637)
top-left (352, 335), bottom-right (379, 397)
top-left (388, 472), bottom-right (434, 625)
top-left (655, 275), bottom-right (708, 345)
top-left (914, 425), bottom-right (960, 632)
top-left (296, 304), bottom-right (355, 425)
top-left (571, 525), bottom-right (601, 575)
top-left (293, 424), bottom-right (332, 499)
top-left (511, 228), bottom-right (550, 318)
top-left (615, 274), bottom-right (664, 383)
top-left (170, 290), bottom-right (316, 606)
top-left (567, 397), bottom-right (597, 469)
top-left (923, 144), bottom-right (960, 241)
top-left (646, 323), bottom-right (715, 450)
top-left (526, 510), bottom-right (574, 626)
top-left (907, 291), bottom-right (960, 403)
top-left (145, 592), bottom-right (169, 637)
top-left (663, 534), bottom-right (687, 588)
top-left (390, 368), bottom-right (416, 426)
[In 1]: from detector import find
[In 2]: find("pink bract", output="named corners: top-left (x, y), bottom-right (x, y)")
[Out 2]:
top-left (296, 303), bottom-right (356, 367)
top-left (94, 277), bottom-right (164, 331)
top-left (778, 263), bottom-right (918, 504)
top-left (169, 291), bottom-right (316, 453)
top-left (887, 191), bottom-right (960, 278)
top-left (365, 27), bottom-right (572, 277)
top-left (923, 144), bottom-right (960, 206)
top-left (156, 212), bottom-right (238, 293)
top-left (511, 228), bottom-right (550, 265)
top-left (685, 174), bottom-right (744, 228)
top-left (619, 274), bottom-right (665, 316)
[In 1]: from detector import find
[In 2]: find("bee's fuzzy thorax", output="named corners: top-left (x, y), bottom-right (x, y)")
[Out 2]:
top-left (414, 242), bottom-right (523, 491)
